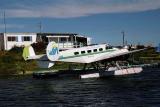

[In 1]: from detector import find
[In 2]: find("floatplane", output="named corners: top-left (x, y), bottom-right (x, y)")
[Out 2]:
top-left (22, 42), bottom-right (144, 78)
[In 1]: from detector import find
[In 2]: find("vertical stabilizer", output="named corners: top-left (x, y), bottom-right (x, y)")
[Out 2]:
top-left (46, 41), bottom-right (59, 61)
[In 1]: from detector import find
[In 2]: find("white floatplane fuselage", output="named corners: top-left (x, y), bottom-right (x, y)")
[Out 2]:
top-left (23, 41), bottom-right (144, 67)
top-left (57, 44), bottom-right (128, 63)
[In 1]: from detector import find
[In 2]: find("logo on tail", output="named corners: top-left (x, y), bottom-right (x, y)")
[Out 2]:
top-left (49, 43), bottom-right (59, 55)
top-left (46, 41), bottom-right (59, 61)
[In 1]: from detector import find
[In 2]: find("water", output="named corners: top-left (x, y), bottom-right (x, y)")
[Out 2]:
top-left (0, 68), bottom-right (160, 107)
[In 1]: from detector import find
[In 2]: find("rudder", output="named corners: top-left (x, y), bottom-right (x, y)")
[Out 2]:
top-left (22, 45), bottom-right (36, 60)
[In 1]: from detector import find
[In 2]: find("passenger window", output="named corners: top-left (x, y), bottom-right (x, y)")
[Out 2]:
top-left (81, 51), bottom-right (85, 54)
top-left (93, 49), bottom-right (97, 52)
top-left (74, 52), bottom-right (79, 55)
top-left (99, 48), bottom-right (103, 51)
top-left (87, 50), bottom-right (92, 53)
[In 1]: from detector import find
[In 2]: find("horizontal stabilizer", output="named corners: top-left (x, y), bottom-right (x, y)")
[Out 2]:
top-left (37, 61), bottom-right (55, 68)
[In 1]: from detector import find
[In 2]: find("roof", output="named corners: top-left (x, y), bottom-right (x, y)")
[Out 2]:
top-left (37, 33), bottom-right (78, 36)
top-left (0, 32), bottom-right (37, 35)
top-left (37, 33), bottom-right (89, 38)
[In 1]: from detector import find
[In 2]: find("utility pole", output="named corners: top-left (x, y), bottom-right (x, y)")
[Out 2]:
top-left (39, 21), bottom-right (42, 33)
top-left (4, 11), bottom-right (7, 50)
top-left (121, 31), bottom-right (125, 47)
top-left (38, 20), bottom-right (43, 42)
top-left (4, 11), bottom-right (6, 34)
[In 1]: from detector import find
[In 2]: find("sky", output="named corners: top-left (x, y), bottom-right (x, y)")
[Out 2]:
top-left (0, 0), bottom-right (160, 46)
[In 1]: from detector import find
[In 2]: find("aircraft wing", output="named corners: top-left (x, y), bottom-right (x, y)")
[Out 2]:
top-left (105, 48), bottom-right (146, 60)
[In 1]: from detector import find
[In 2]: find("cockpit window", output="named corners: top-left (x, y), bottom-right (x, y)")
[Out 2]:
top-left (106, 46), bottom-right (112, 50)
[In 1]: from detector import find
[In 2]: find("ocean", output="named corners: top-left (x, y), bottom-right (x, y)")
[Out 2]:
top-left (0, 68), bottom-right (160, 107)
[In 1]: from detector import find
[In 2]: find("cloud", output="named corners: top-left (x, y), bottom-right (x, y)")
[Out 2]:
top-left (2, 0), bottom-right (160, 18)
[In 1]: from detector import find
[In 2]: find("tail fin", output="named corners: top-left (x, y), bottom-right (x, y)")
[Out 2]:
top-left (46, 41), bottom-right (59, 61)
top-left (22, 45), bottom-right (36, 60)
top-left (22, 45), bottom-right (55, 68)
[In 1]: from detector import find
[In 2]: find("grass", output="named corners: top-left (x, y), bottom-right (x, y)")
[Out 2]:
top-left (0, 47), bottom-right (37, 75)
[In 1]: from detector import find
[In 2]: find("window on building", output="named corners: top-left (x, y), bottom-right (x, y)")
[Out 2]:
top-left (60, 37), bottom-right (66, 42)
top-left (22, 36), bottom-right (32, 41)
top-left (99, 48), bottom-right (103, 51)
top-left (93, 49), bottom-right (97, 52)
top-left (81, 51), bottom-right (85, 54)
top-left (7, 36), bottom-right (17, 42)
top-left (74, 52), bottom-right (79, 55)
top-left (68, 37), bottom-right (71, 41)
top-left (87, 50), bottom-right (92, 53)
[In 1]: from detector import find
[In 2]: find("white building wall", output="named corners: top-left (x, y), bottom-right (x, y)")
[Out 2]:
top-left (4, 33), bottom-right (37, 50)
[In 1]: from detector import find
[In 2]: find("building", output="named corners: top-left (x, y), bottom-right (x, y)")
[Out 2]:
top-left (0, 33), bottom-right (37, 50)
top-left (37, 33), bottom-right (91, 50)
top-left (0, 33), bottom-right (91, 50)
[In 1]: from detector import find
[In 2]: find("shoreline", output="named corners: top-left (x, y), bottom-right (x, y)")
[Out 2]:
top-left (0, 65), bottom-right (160, 79)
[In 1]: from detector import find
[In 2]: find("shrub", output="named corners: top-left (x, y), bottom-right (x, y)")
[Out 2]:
top-left (31, 42), bottom-right (46, 53)
top-left (0, 46), bottom-right (38, 75)
top-left (9, 46), bottom-right (23, 54)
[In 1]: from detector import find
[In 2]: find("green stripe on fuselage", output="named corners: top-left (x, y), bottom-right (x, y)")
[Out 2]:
top-left (59, 49), bottom-right (116, 60)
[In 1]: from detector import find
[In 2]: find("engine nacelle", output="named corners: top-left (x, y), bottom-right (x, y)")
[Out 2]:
top-left (46, 41), bottom-right (59, 61)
